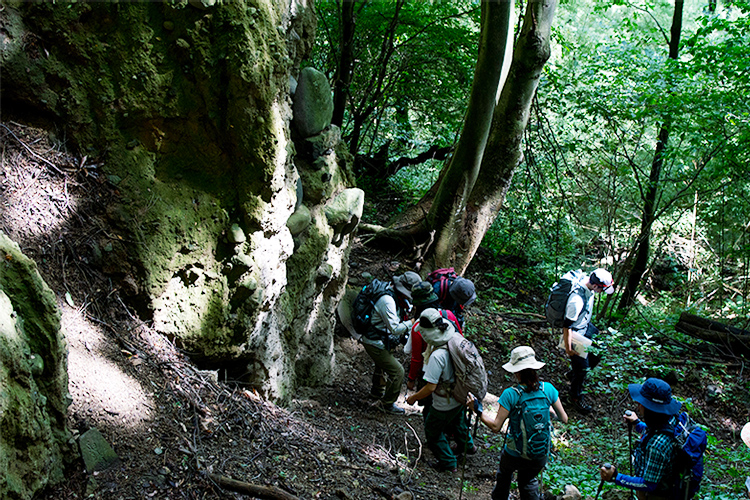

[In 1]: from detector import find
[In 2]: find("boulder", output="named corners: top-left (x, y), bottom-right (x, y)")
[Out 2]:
top-left (325, 188), bottom-right (364, 245)
top-left (293, 67), bottom-right (333, 138)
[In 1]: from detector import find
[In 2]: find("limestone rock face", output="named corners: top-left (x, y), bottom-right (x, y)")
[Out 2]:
top-left (0, 232), bottom-right (70, 499)
top-left (1, 1), bottom-right (355, 403)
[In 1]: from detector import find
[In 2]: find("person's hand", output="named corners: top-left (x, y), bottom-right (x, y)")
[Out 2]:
top-left (407, 379), bottom-right (415, 391)
top-left (406, 394), bottom-right (417, 405)
top-left (623, 409), bottom-right (638, 425)
top-left (466, 393), bottom-right (482, 415)
top-left (599, 464), bottom-right (616, 482)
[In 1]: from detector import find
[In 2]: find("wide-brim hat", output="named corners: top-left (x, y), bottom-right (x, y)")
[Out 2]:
top-left (742, 422), bottom-right (750, 448)
top-left (502, 346), bottom-right (545, 373)
top-left (628, 378), bottom-right (682, 415)
top-left (393, 271), bottom-right (421, 300)
top-left (411, 281), bottom-right (439, 307)
top-left (419, 308), bottom-right (455, 347)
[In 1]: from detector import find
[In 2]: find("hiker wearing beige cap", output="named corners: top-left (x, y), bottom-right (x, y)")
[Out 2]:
top-left (468, 346), bottom-right (567, 500)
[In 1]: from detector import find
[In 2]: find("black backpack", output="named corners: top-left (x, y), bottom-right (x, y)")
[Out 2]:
top-left (351, 279), bottom-right (394, 340)
top-left (545, 270), bottom-right (586, 328)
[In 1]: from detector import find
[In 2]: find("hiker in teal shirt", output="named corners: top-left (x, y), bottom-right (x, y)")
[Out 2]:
top-left (469, 346), bottom-right (567, 500)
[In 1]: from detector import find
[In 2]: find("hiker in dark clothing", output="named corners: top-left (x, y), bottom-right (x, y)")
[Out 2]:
top-left (599, 378), bottom-right (681, 500)
top-left (360, 271), bottom-right (420, 414)
top-left (560, 268), bottom-right (613, 414)
top-left (433, 276), bottom-right (476, 328)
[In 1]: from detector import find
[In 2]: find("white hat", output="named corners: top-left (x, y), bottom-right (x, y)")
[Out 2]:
top-left (590, 268), bottom-right (615, 295)
top-left (502, 346), bottom-right (545, 373)
top-left (742, 422), bottom-right (750, 448)
top-left (419, 308), bottom-right (455, 348)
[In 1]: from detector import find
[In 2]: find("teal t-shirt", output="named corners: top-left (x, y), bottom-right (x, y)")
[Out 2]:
top-left (498, 382), bottom-right (559, 457)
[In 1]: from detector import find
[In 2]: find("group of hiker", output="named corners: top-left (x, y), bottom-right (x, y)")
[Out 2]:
top-left (349, 267), bottom-right (712, 499)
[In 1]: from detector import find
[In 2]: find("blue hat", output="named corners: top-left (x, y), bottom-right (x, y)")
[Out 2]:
top-left (628, 378), bottom-right (681, 415)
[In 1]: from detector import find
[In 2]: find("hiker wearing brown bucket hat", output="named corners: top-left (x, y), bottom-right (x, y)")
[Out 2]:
top-left (468, 346), bottom-right (567, 500)
top-left (599, 378), bottom-right (681, 499)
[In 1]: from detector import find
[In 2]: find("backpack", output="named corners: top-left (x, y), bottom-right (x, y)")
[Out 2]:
top-left (545, 270), bottom-right (586, 328)
top-left (664, 412), bottom-right (708, 499)
top-left (427, 267), bottom-right (458, 303)
top-left (507, 383), bottom-right (552, 460)
top-left (439, 309), bottom-right (463, 336)
top-left (444, 334), bottom-right (488, 403)
top-left (351, 279), bottom-right (395, 340)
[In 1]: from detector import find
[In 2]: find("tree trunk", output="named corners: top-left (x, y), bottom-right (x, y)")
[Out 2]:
top-left (617, 0), bottom-right (683, 313)
top-left (430, 0), bottom-right (558, 273)
top-left (420, 0), bottom-right (513, 272)
top-left (675, 312), bottom-right (750, 357)
top-left (332, 0), bottom-right (357, 127)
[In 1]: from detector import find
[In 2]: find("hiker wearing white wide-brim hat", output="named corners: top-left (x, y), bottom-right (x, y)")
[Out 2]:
top-left (467, 345), bottom-right (567, 500)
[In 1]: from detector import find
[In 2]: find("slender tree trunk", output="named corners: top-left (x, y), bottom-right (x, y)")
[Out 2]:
top-left (617, 0), bottom-right (683, 312)
top-left (332, 0), bottom-right (357, 127)
top-left (348, 0), bottom-right (404, 155)
top-left (432, 0), bottom-right (558, 273)
top-left (422, 0), bottom-right (513, 271)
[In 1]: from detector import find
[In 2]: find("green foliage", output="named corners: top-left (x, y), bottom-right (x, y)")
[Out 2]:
top-left (311, 0), bottom-right (480, 159)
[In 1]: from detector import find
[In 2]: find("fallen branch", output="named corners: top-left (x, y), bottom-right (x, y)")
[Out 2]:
top-left (207, 473), bottom-right (299, 500)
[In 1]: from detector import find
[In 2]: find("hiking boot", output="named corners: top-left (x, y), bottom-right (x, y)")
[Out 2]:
top-left (429, 460), bottom-right (457, 473)
top-left (373, 401), bottom-right (405, 414)
top-left (569, 396), bottom-right (592, 414)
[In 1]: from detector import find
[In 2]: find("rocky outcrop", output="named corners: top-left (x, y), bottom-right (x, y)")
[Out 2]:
top-left (0, 1), bottom-right (357, 402)
top-left (0, 232), bottom-right (70, 499)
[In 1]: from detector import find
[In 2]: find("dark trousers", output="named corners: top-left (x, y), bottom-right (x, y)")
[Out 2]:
top-left (491, 450), bottom-right (547, 500)
top-left (424, 405), bottom-right (474, 469)
top-left (568, 323), bottom-right (600, 400)
top-left (363, 343), bottom-right (404, 405)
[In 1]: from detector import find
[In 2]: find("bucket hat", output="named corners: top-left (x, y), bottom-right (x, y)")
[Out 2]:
top-left (419, 308), bottom-right (455, 347)
top-left (502, 346), bottom-right (545, 373)
top-left (590, 269), bottom-right (615, 295)
top-left (741, 422), bottom-right (750, 448)
top-left (449, 277), bottom-right (477, 306)
top-left (393, 271), bottom-right (421, 300)
top-left (628, 378), bottom-right (682, 415)
top-left (411, 281), bottom-right (439, 307)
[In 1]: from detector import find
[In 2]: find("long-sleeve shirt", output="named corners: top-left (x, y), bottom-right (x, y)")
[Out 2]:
top-left (360, 290), bottom-right (412, 350)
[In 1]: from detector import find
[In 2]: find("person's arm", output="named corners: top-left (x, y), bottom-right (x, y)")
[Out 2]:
top-left (599, 466), bottom-right (659, 493)
top-left (550, 397), bottom-right (568, 424)
top-left (406, 382), bottom-right (436, 405)
top-left (562, 294), bottom-right (584, 356)
top-left (373, 295), bottom-right (413, 337)
top-left (466, 393), bottom-right (510, 433)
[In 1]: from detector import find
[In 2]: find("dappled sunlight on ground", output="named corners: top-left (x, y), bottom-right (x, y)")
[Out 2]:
top-left (62, 304), bottom-right (155, 430)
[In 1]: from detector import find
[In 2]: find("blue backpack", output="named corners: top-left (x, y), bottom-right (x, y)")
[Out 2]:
top-left (669, 412), bottom-right (707, 499)
top-left (506, 383), bottom-right (552, 459)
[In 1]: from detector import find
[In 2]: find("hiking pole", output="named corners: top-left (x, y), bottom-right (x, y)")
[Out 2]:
top-left (625, 410), bottom-right (635, 500)
top-left (594, 463), bottom-right (612, 500)
top-left (458, 408), bottom-right (472, 500)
